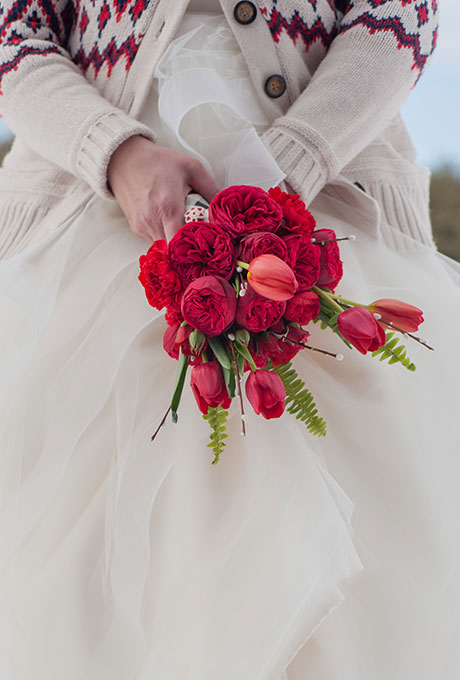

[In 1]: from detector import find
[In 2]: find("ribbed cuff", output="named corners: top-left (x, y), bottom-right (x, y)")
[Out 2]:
top-left (261, 126), bottom-right (326, 205)
top-left (72, 109), bottom-right (157, 200)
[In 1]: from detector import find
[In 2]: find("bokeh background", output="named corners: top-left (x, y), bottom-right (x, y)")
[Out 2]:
top-left (1, 1), bottom-right (459, 259)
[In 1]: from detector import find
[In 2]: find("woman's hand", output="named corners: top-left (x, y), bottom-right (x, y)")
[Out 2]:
top-left (107, 135), bottom-right (221, 242)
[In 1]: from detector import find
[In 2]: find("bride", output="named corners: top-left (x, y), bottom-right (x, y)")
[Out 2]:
top-left (1, 1), bottom-right (459, 678)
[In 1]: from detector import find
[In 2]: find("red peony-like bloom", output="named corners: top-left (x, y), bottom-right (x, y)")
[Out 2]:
top-left (337, 307), bottom-right (386, 354)
top-left (181, 275), bottom-right (237, 336)
top-left (268, 186), bottom-right (316, 237)
top-left (209, 185), bottom-right (283, 239)
top-left (267, 325), bottom-right (310, 366)
top-left (245, 369), bottom-right (285, 419)
top-left (138, 239), bottom-right (183, 311)
top-left (283, 234), bottom-right (321, 291)
top-left (190, 361), bottom-right (231, 415)
top-left (249, 332), bottom-right (280, 369)
top-left (238, 231), bottom-right (287, 262)
top-left (313, 228), bottom-right (343, 291)
top-left (165, 304), bottom-right (184, 327)
top-left (236, 285), bottom-right (286, 333)
top-left (284, 291), bottom-right (320, 325)
top-left (168, 221), bottom-right (236, 286)
top-left (247, 254), bottom-right (298, 301)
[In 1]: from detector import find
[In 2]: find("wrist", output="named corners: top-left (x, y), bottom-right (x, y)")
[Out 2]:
top-left (107, 134), bottom-right (156, 195)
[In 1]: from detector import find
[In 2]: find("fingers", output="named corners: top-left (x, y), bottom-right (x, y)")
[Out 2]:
top-left (187, 158), bottom-right (221, 203)
top-left (122, 151), bottom-right (222, 244)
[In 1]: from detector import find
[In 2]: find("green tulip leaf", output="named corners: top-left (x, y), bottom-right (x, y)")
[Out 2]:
top-left (222, 364), bottom-right (236, 399)
top-left (208, 336), bottom-right (232, 370)
top-left (170, 350), bottom-right (190, 422)
top-left (234, 339), bottom-right (257, 372)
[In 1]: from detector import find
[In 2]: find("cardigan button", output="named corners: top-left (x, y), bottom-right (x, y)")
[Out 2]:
top-left (264, 74), bottom-right (287, 98)
top-left (233, 1), bottom-right (257, 25)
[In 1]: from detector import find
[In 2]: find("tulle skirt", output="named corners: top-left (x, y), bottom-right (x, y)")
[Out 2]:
top-left (1, 12), bottom-right (460, 680)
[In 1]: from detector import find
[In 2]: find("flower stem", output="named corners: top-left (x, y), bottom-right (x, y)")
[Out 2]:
top-left (312, 286), bottom-right (344, 314)
top-left (328, 294), bottom-right (365, 308)
top-left (151, 405), bottom-right (171, 442)
top-left (269, 332), bottom-right (342, 359)
top-left (229, 342), bottom-right (247, 436)
top-left (237, 260), bottom-right (249, 270)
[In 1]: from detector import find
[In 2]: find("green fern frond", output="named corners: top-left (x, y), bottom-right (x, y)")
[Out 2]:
top-left (371, 331), bottom-right (416, 371)
top-left (203, 406), bottom-right (229, 464)
top-left (273, 363), bottom-right (327, 437)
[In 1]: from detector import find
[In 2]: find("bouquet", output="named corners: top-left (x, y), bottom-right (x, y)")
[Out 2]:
top-left (139, 185), bottom-right (430, 463)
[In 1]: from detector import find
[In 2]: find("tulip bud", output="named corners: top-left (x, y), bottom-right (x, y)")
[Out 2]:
top-left (189, 329), bottom-right (207, 355)
top-left (368, 299), bottom-right (424, 333)
top-left (163, 324), bottom-right (193, 360)
top-left (247, 254), bottom-right (298, 301)
top-left (245, 369), bottom-right (286, 419)
top-left (235, 328), bottom-right (251, 345)
top-left (337, 307), bottom-right (386, 355)
top-left (190, 361), bottom-right (231, 415)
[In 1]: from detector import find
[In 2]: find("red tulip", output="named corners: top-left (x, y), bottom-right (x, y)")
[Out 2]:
top-left (337, 307), bottom-right (386, 355)
top-left (245, 369), bottom-right (285, 419)
top-left (247, 254), bottom-right (298, 301)
top-left (190, 361), bottom-right (231, 415)
top-left (368, 299), bottom-right (424, 333)
top-left (163, 324), bottom-right (193, 359)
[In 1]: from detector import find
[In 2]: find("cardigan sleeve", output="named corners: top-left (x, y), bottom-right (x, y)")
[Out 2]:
top-left (0, 2), bottom-right (156, 199)
top-left (261, 0), bottom-right (439, 204)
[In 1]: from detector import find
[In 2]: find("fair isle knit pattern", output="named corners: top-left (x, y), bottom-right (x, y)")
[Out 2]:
top-left (0, 0), bottom-right (155, 91)
top-left (0, 0), bottom-right (440, 254)
top-left (260, 0), bottom-right (438, 81)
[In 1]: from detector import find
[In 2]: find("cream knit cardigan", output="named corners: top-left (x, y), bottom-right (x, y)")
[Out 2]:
top-left (0, 0), bottom-right (439, 257)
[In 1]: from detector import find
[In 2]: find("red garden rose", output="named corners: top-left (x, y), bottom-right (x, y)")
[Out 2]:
top-left (190, 360), bottom-right (231, 414)
top-left (238, 231), bottom-right (287, 262)
top-left (284, 291), bottom-right (321, 325)
top-left (138, 239), bottom-right (183, 311)
top-left (337, 307), bottom-right (386, 354)
top-left (267, 325), bottom-right (310, 367)
top-left (249, 332), bottom-right (280, 368)
top-left (268, 186), bottom-right (316, 236)
top-left (209, 185), bottom-right (283, 239)
top-left (165, 304), bottom-right (184, 327)
top-left (246, 322), bottom-right (310, 370)
top-left (168, 221), bottom-right (236, 286)
top-left (236, 285), bottom-right (286, 333)
top-left (283, 234), bottom-right (321, 291)
top-left (181, 275), bottom-right (237, 336)
top-left (313, 228), bottom-right (343, 291)
top-left (245, 369), bottom-right (285, 419)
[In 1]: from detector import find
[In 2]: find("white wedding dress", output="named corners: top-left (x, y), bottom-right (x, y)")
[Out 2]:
top-left (1, 3), bottom-right (460, 679)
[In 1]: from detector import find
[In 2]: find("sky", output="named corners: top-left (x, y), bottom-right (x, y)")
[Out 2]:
top-left (0, 1), bottom-right (459, 171)
top-left (401, 0), bottom-right (460, 170)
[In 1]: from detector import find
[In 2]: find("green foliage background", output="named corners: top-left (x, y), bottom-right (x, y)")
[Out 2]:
top-left (1, 139), bottom-right (459, 262)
